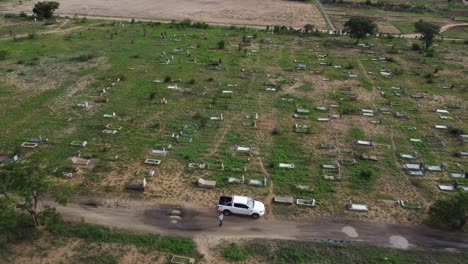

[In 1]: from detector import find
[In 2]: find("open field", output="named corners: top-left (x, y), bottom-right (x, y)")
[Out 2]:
top-left (0, 0), bottom-right (327, 29)
top-left (321, 0), bottom-right (468, 35)
top-left (0, 15), bottom-right (467, 227)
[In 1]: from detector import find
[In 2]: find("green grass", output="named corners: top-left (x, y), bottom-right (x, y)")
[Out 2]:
top-left (47, 219), bottom-right (197, 255)
top-left (349, 161), bottom-right (379, 190)
top-left (392, 21), bottom-right (416, 34)
top-left (297, 84), bottom-right (314, 92)
top-left (220, 243), bottom-right (248, 262)
top-left (0, 16), bottom-right (467, 221)
top-left (221, 240), bottom-right (468, 264)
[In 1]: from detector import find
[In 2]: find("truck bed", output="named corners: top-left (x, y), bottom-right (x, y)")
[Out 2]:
top-left (218, 196), bottom-right (232, 205)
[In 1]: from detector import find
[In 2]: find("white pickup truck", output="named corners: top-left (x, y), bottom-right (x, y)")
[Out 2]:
top-left (217, 195), bottom-right (265, 219)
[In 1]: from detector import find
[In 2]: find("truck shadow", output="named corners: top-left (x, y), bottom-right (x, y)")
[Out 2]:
top-left (142, 205), bottom-right (259, 232)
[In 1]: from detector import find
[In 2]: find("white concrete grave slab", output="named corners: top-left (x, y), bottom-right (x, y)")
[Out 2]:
top-left (249, 177), bottom-right (267, 187)
top-left (436, 109), bottom-right (449, 114)
top-left (77, 102), bottom-right (89, 108)
top-left (438, 185), bottom-right (455, 191)
top-left (228, 175), bottom-right (244, 184)
top-left (151, 148), bottom-right (169, 156)
top-left (210, 114), bottom-right (224, 121)
top-left (279, 163), bottom-right (295, 169)
top-left (356, 140), bottom-right (373, 146)
top-left (103, 112), bottom-right (116, 118)
top-left (102, 129), bottom-right (118, 135)
top-left (347, 201), bottom-right (368, 212)
top-left (197, 178), bottom-right (216, 188)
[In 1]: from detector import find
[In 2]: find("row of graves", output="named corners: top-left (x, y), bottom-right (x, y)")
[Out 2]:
top-left (358, 51), bottom-right (468, 197)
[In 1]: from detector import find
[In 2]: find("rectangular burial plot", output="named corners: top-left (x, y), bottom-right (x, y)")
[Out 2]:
top-left (356, 140), bottom-right (374, 147)
top-left (227, 175), bottom-right (244, 184)
top-left (144, 159), bottom-right (161, 166)
top-left (296, 198), bottom-right (316, 207)
top-left (136, 170), bottom-right (155, 177)
top-left (207, 162), bottom-right (224, 171)
top-left (397, 200), bottom-right (422, 210)
top-left (438, 185), bottom-right (456, 191)
top-left (279, 163), bottom-right (295, 169)
top-left (71, 140), bottom-right (87, 147)
top-left (249, 177), bottom-right (267, 187)
top-left (188, 163), bottom-right (206, 169)
top-left (274, 196), bottom-right (294, 204)
top-left (21, 142), bottom-right (38, 148)
top-left (347, 201), bottom-right (368, 212)
top-left (126, 178), bottom-right (147, 192)
top-left (294, 124), bottom-right (311, 133)
top-left (197, 178), bottom-right (216, 189)
top-left (171, 255), bottom-right (195, 264)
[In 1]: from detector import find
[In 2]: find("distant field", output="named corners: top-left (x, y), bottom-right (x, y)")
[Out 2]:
top-left (0, 0), bottom-right (327, 29)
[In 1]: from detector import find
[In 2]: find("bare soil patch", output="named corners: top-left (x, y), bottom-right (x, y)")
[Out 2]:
top-left (1, 0), bottom-right (327, 29)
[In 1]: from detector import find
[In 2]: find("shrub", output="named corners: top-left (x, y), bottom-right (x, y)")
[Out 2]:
top-left (411, 43), bottom-right (421, 51)
top-left (19, 12), bottom-right (27, 18)
top-left (188, 78), bottom-right (196, 85)
top-left (164, 76), bottom-right (171, 83)
top-left (217, 40), bottom-right (225, 49)
top-left (0, 51), bottom-right (8, 60)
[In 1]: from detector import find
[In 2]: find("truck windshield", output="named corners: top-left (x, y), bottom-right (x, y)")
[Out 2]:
top-left (247, 199), bottom-right (254, 209)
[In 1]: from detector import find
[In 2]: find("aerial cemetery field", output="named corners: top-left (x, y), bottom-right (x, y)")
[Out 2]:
top-left (0, 13), bottom-right (467, 227)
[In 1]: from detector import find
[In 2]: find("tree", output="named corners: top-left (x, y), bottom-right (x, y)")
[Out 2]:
top-left (303, 24), bottom-right (314, 33)
top-left (414, 20), bottom-right (440, 50)
top-left (343, 16), bottom-right (377, 44)
top-left (217, 40), bottom-right (225, 50)
top-left (426, 192), bottom-right (468, 230)
top-left (0, 164), bottom-right (72, 228)
top-left (32, 1), bottom-right (60, 19)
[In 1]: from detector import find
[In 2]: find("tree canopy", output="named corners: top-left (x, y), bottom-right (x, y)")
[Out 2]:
top-left (343, 16), bottom-right (377, 44)
top-left (426, 192), bottom-right (468, 230)
top-left (32, 1), bottom-right (60, 19)
top-left (0, 164), bottom-right (72, 229)
top-left (414, 20), bottom-right (440, 50)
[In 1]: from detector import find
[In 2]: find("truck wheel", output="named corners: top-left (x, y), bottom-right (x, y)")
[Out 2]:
top-left (223, 210), bottom-right (231, 216)
top-left (251, 213), bottom-right (260, 219)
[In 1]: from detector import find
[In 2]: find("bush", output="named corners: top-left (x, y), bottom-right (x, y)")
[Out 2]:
top-left (19, 12), bottom-right (27, 18)
top-left (411, 43), bottom-right (421, 51)
top-left (188, 78), bottom-right (196, 85)
top-left (217, 40), bottom-right (225, 49)
top-left (164, 76), bottom-right (171, 83)
top-left (0, 51), bottom-right (8, 60)
top-left (350, 162), bottom-right (378, 189)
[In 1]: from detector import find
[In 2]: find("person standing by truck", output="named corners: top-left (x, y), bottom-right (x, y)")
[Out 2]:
top-left (218, 212), bottom-right (224, 227)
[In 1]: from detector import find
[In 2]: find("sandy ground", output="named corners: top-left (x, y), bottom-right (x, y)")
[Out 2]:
top-left (0, 0), bottom-right (327, 29)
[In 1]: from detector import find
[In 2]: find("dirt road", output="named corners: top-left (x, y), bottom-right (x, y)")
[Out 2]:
top-left (0, 0), bottom-right (326, 29)
top-left (50, 197), bottom-right (468, 253)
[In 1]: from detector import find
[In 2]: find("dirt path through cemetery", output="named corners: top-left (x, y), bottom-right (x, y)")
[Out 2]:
top-left (47, 197), bottom-right (468, 253)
